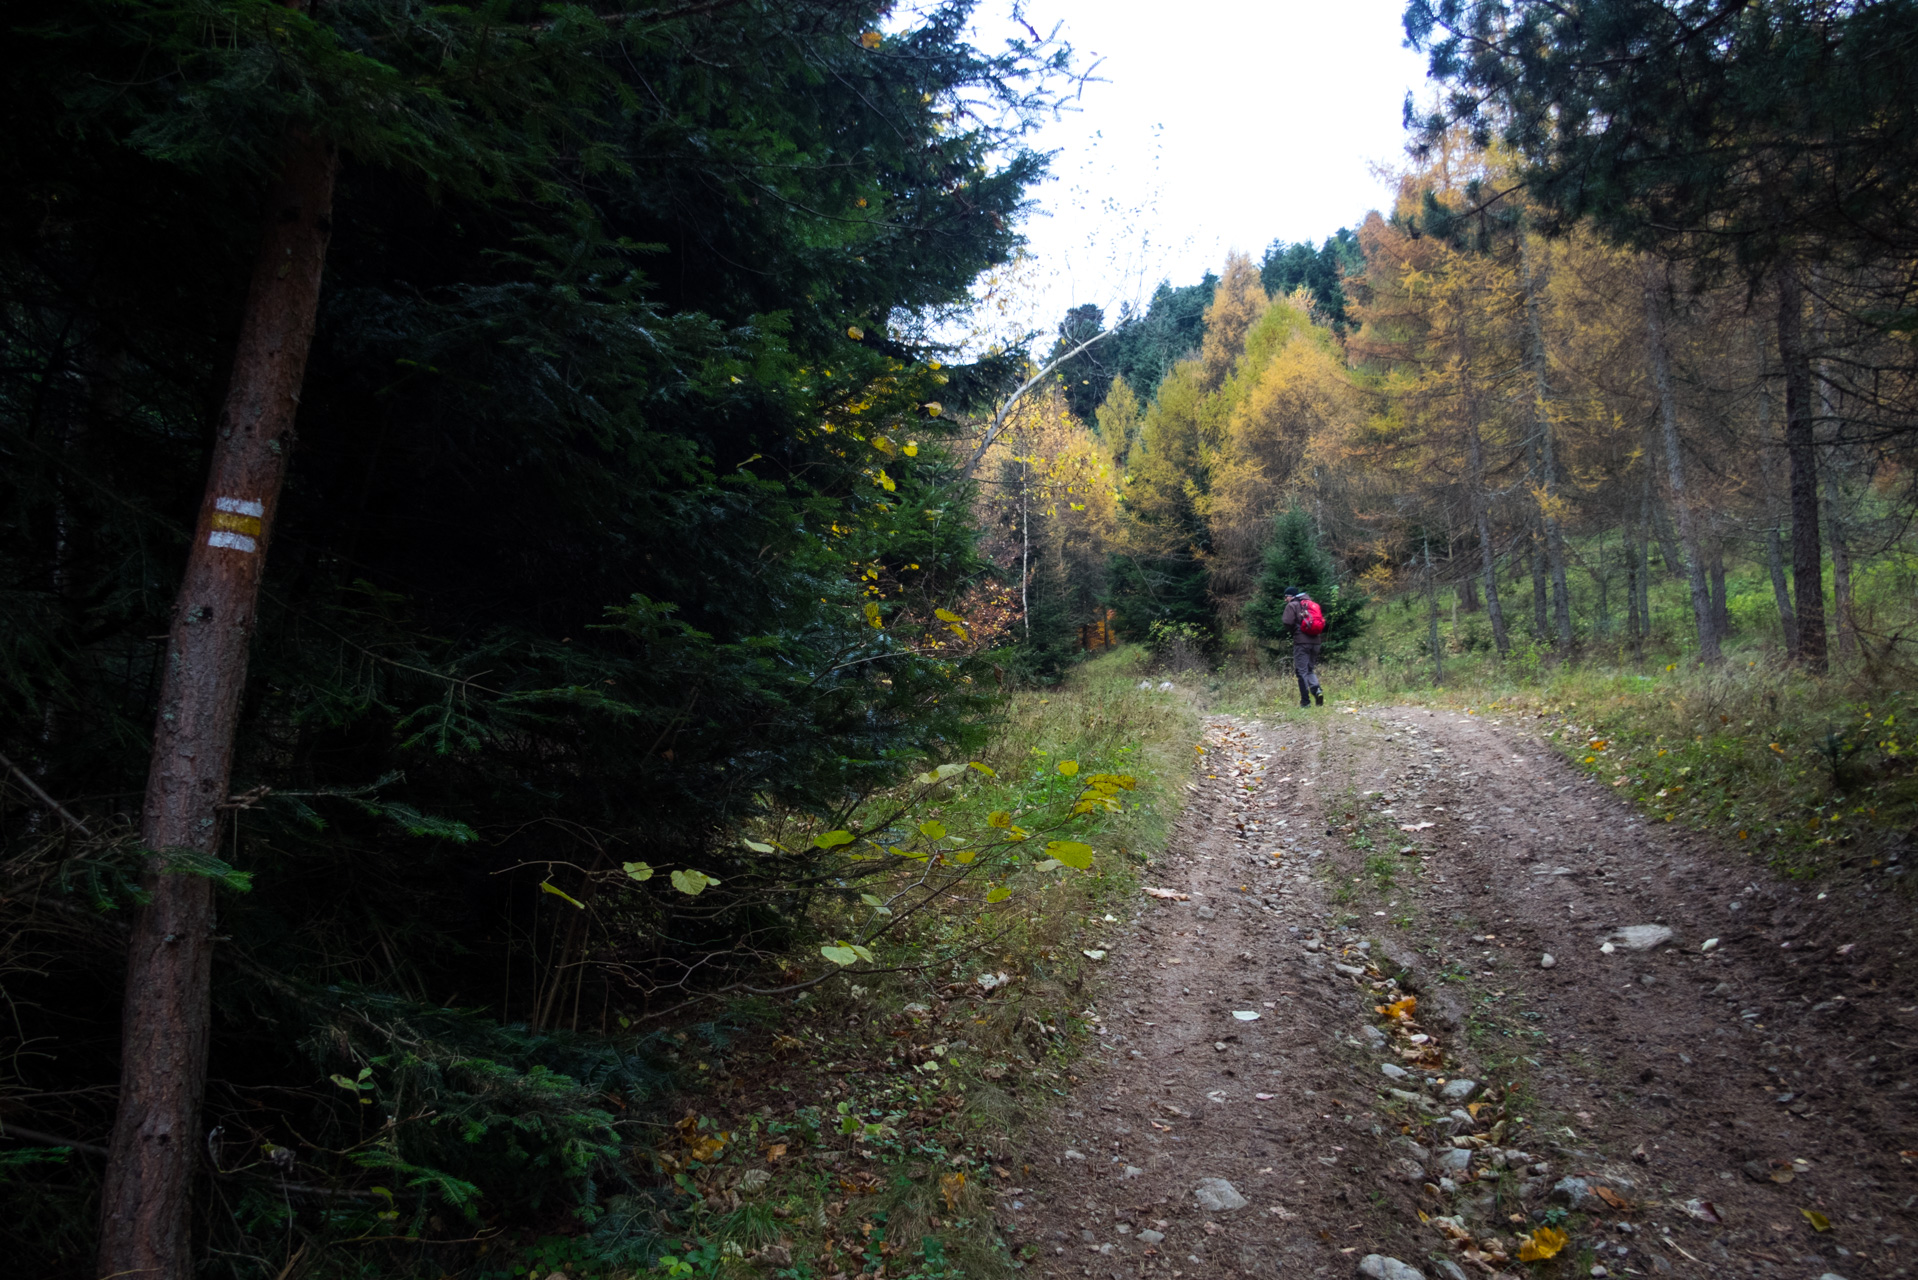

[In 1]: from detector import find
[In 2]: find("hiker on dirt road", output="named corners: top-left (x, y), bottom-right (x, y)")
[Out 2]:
top-left (1280, 587), bottom-right (1325, 708)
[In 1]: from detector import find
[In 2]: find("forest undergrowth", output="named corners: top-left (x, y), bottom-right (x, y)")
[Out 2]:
top-left (463, 649), bottom-right (1198, 1280)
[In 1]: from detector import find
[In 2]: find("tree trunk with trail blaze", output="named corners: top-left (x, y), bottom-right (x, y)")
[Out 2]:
top-left (96, 130), bottom-right (338, 1280)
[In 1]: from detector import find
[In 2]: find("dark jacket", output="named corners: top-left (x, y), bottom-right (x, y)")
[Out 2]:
top-left (1280, 596), bottom-right (1323, 654)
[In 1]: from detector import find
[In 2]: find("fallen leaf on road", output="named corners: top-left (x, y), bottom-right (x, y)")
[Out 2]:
top-left (1595, 1186), bottom-right (1632, 1211)
top-left (1143, 887), bottom-right (1190, 900)
top-left (1082, 949), bottom-right (1107, 960)
top-left (1801, 1208), bottom-right (1832, 1232)
top-left (1232, 1010), bottom-right (1261, 1021)
top-left (1682, 1199), bottom-right (1722, 1223)
top-left (1517, 1225), bottom-right (1568, 1260)
top-left (1376, 997), bottom-right (1417, 1020)
top-left (1255, 1093), bottom-right (1275, 1100)
top-left (1399, 821), bottom-right (1435, 832)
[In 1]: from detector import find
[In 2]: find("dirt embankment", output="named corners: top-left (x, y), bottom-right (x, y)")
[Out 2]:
top-left (1002, 704), bottom-right (1918, 1280)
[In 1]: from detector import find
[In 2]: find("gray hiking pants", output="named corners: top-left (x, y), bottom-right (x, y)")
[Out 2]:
top-left (1294, 646), bottom-right (1321, 697)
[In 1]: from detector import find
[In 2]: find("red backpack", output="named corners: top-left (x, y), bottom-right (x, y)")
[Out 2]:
top-left (1297, 598), bottom-right (1326, 636)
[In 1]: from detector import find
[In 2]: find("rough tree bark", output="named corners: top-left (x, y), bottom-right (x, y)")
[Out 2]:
top-left (1461, 378), bottom-right (1509, 655)
top-left (1521, 237), bottom-right (1573, 648)
top-left (96, 129), bottom-right (339, 1280)
top-left (1642, 264), bottom-right (1721, 663)
top-left (1776, 265), bottom-right (1826, 671)
top-left (1752, 344), bottom-right (1800, 657)
top-left (1826, 466), bottom-right (1857, 664)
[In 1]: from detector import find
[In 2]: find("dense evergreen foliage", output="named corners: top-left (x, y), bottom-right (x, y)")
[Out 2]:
top-left (0, 1), bottom-right (1070, 1272)
top-left (1245, 509), bottom-right (1370, 661)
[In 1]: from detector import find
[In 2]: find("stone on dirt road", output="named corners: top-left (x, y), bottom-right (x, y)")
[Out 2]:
top-left (1357, 1254), bottom-right (1427, 1280)
top-left (1439, 1078), bottom-right (1478, 1103)
top-left (1539, 952), bottom-right (1556, 968)
top-left (1607, 924), bottom-right (1675, 950)
top-left (1192, 1177), bottom-right (1249, 1211)
top-left (1552, 1175), bottom-right (1595, 1207)
top-left (1380, 1062), bottom-right (1410, 1081)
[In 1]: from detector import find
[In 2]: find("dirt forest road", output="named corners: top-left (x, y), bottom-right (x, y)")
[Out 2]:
top-left (1002, 703), bottom-right (1918, 1280)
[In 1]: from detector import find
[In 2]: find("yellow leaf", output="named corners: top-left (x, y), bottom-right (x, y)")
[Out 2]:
top-left (539, 880), bottom-right (586, 910)
top-left (903, 441), bottom-right (918, 456)
top-left (922, 401), bottom-right (942, 417)
top-left (940, 1170), bottom-right (966, 1210)
top-left (1056, 759), bottom-right (1079, 777)
top-left (1801, 1208), bottom-right (1832, 1232)
top-left (935, 607), bottom-right (963, 623)
top-left (1046, 840), bottom-right (1095, 870)
top-left (985, 885), bottom-right (1011, 903)
top-left (919, 820), bottom-right (948, 839)
top-left (986, 810), bottom-right (1013, 829)
top-left (1375, 997), bottom-right (1417, 1021)
top-left (1517, 1225), bottom-right (1568, 1261)
top-left (952, 850), bottom-right (976, 864)
top-left (766, 1143), bottom-right (788, 1161)
top-left (847, 325), bottom-right (865, 340)
top-left (859, 29), bottom-right (882, 47)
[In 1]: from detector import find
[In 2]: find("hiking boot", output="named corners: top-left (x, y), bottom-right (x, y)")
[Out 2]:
top-left (1313, 688), bottom-right (1323, 706)
top-left (1299, 693), bottom-right (1312, 708)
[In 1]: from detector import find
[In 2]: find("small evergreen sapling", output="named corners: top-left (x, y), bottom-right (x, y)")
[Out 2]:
top-left (1245, 509), bottom-right (1369, 660)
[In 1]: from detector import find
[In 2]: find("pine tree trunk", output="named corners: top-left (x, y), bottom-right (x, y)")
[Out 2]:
top-left (1827, 468), bottom-right (1857, 664)
top-left (1464, 414), bottom-right (1509, 655)
top-left (96, 129), bottom-right (338, 1280)
top-left (1425, 538), bottom-right (1443, 686)
top-left (1626, 523), bottom-right (1643, 661)
top-left (1642, 264), bottom-right (1720, 663)
top-left (1776, 265), bottom-right (1826, 671)
top-left (1708, 541), bottom-right (1731, 640)
top-left (1753, 346), bottom-right (1800, 658)
top-left (1531, 536), bottom-right (1548, 641)
top-left (1521, 236), bottom-right (1574, 649)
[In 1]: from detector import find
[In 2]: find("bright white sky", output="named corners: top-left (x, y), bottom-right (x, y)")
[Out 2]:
top-left (955, 0), bottom-right (1434, 349)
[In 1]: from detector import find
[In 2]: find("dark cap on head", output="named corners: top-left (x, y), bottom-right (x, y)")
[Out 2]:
top-left (1283, 586), bottom-right (1303, 598)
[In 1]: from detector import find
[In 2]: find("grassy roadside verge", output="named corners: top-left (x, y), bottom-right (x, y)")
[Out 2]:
top-left (484, 648), bottom-right (1199, 1280)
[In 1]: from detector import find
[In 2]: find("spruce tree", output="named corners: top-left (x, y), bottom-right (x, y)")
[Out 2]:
top-left (1245, 508), bottom-right (1368, 660)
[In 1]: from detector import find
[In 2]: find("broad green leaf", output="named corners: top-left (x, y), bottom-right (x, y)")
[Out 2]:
top-left (670, 869), bottom-right (718, 895)
top-left (621, 861), bottom-right (654, 882)
top-left (850, 944), bottom-right (875, 963)
top-left (952, 850), bottom-right (976, 864)
top-left (918, 820), bottom-right (948, 839)
top-left (889, 845), bottom-right (928, 861)
top-left (741, 839), bottom-right (775, 853)
top-left (985, 885), bottom-right (1011, 903)
top-left (820, 945), bottom-right (859, 966)
top-left (540, 880), bottom-right (587, 909)
top-left (860, 893), bottom-right (886, 907)
top-left (1056, 759), bottom-right (1079, 777)
top-left (1047, 840), bottom-right (1095, 870)
top-left (813, 830), bottom-right (855, 849)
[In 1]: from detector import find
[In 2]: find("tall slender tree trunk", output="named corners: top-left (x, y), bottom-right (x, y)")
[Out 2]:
top-left (1424, 536), bottom-right (1443, 685)
top-left (1463, 413), bottom-right (1509, 655)
top-left (1642, 263), bottom-right (1721, 663)
top-left (1776, 265), bottom-right (1826, 671)
top-left (1815, 356), bottom-right (1858, 666)
top-left (1637, 467), bottom-right (1653, 638)
top-left (97, 129), bottom-right (339, 1280)
top-left (1625, 522), bottom-right (1643, 661)
top-left (1708, 540), bottom-right (1731, 640)
top-left (1826, 467), bottom-right (1857, 664)
top-left (1521, 236), bottom-right (1573, 648)
top-left (1753, 346), bottom-right (1799, 657)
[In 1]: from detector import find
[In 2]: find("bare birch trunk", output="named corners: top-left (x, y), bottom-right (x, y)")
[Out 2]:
top-left (1642, 263), bottom-right (1720, 664)
top-left (96, 129), bottom-right (338, 1280)
top-left (1776, 265), bottom-right (1826, 671)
